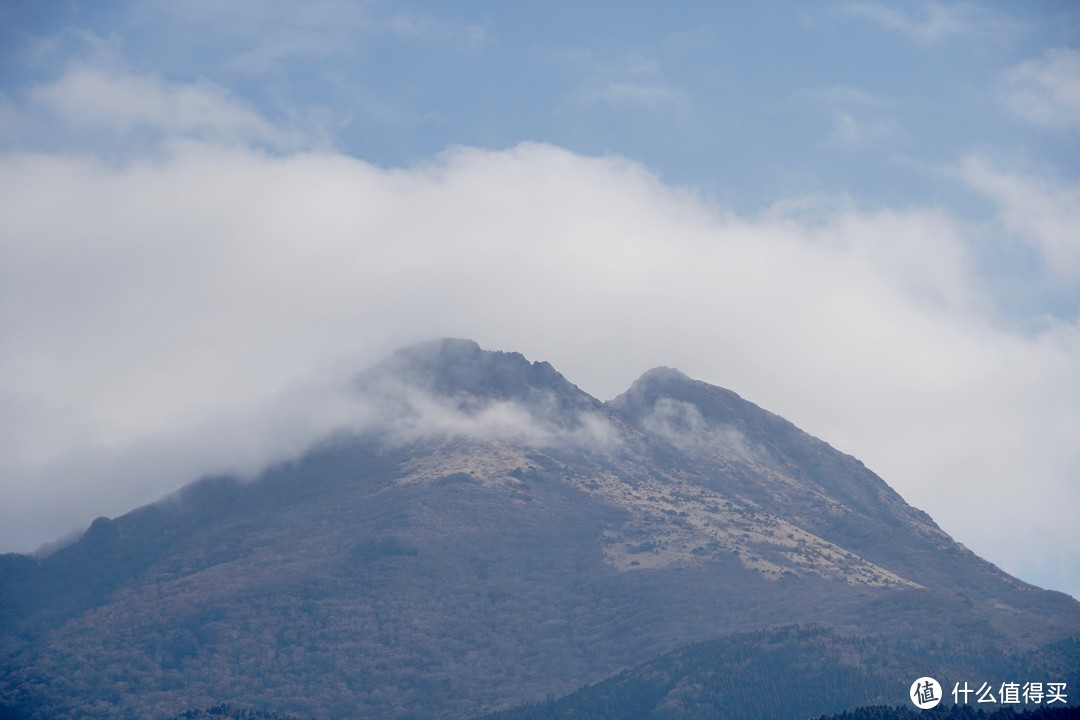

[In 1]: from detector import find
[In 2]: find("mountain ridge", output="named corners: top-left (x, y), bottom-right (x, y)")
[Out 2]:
top-left (1, 338), bottom-right (1076, 719)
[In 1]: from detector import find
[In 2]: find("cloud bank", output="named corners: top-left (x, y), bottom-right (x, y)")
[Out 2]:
top-left (1, 63), bottom-right (1079, 599)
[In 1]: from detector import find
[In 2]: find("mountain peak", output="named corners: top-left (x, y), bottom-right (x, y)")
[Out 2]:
top-left (634, 365), bottom-right (693, 385)
top-left (392, 337), bottom-right (483, 363)
top-left (369, 338), bottom-right (566, 397)
top-left (355, 339), bottom-right (602, 431)
top-left (608, 364), bottom-right (922, 525)
top-left (608, 364), bottom-right (739, 418)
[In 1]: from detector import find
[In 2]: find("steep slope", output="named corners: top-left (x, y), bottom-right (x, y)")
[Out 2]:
top-left (605, 367), bottom-right (1075, 643)
top-left (1, 340), bottom-right (1077, 719)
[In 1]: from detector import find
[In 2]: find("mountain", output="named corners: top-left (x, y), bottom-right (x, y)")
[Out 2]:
top-left (809, 706), bottom-right (1080, 720)
top-left (481, 627), bottom-right (1080, 720)
top-left (1, 339), bottom-right (1077, 719)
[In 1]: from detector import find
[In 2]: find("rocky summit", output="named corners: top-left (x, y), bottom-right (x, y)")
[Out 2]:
top-left (1, 339), bottom-right (1077, 719)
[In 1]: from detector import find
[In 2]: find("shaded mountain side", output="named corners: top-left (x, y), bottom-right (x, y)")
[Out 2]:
top-left (168, 705), bottom-right (308, 720)
top-left (812, 706), bottom-right (1080, 720)
top-left (480, 626), bottom-right (1080, 720)
top-left (0, 442), bottom-right (982, 719)
top-left (0, 439), bottom-right (407, 638)
top-left (2, 339), bottom-right (1078, 719)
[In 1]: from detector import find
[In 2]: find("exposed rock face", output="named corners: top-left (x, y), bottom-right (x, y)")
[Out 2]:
top-left (2, 340), bottom-right (1077, 719)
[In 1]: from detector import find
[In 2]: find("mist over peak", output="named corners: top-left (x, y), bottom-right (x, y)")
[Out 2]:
top-left (609, 365), bottom-right (753, 421)
top-left (361, 338), bottom-right (590, 403)
top-left (348, 339), bottom-right (619, 449)
top-left (607, 361), bottom-right (912, 523)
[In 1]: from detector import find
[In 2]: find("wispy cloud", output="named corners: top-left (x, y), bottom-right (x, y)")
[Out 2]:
top-left (833, 1), bottom-right (1016, 45)
top-left (29, 62), bottom-right (293, 147)
top-left (583, 82), bottom-right (684, 108)
top-left (959, 156), bottom-right (1080, 281)
top-left (378, 9), bottom-right (486, 49)
top-left (561, 51), bottom-right (685, 109)
top-left (0, 91), bottom-right (31, 143)
top-left (352, 378), bottom-right (622, 451)
top-left (1000, 49), bottom-right (1080, 131)
top-left (829, 109), bottom-right (899, 146)
top-left (640, 397), bottom-right (768, 464)
top-left (795, 85), bottom-right (900, 147)
top-left (818, 86), bottom-right (892, 107)
top-left (148, 0), bottom-right (486, 68)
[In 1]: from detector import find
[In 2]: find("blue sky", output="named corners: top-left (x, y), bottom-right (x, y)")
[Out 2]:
top-left (5, 2), bottom-right (1078, 209)
top-left (1, 1), bottom-right (1079, 598)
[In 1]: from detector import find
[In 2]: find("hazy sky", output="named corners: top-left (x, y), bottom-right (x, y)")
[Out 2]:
top-left (1, 1), bottom-right (1078, 599)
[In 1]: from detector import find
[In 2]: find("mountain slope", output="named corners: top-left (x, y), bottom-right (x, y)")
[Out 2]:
top-left (1, 339), bottom-right (1077, 719)
top-left (605, 366), bottom-right (1070, 636)
top-left (481, 627), bottom-right (1080, 720)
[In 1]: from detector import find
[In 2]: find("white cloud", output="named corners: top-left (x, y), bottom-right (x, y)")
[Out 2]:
top-left (959, 156), bottom-right (1080, 281)
top-left (0, 90), bottom-right (31, 143)
top-left (819, 86), bottom-right (891, 107)
top-left (379, 10), bottom-right (486, 49)
top-left (640, 397), bottom-right (766, 464)
top-left (1000, 49), bottom-right (1080, 130)
top-left (829, 109), bottom-right (899, 146)
top-left (586, 82), bottom-right (684, 107)
top-left (561, 50), bottom-right (684, 109)
top-left (29, 63), bottom-right (291, 146)
top-left (352, 379), bottom-right (622, 451)
top-left (144, 0), bottom-right (485, 74)
top-left (1, 68), bottom-right (1079, 598)
top-left (834, 1), bottom-right (1015, 44)
top-left (793, 85), bottom-right (900, 148)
